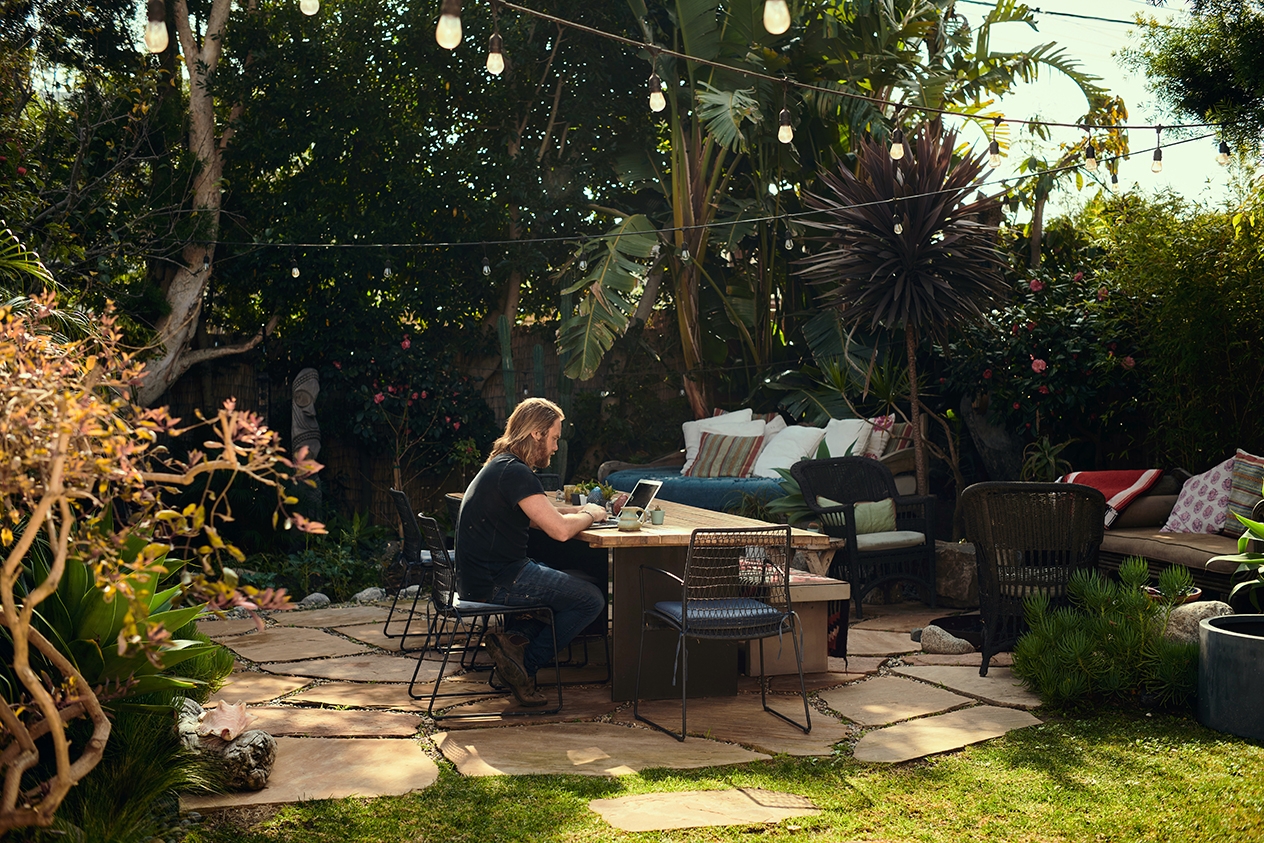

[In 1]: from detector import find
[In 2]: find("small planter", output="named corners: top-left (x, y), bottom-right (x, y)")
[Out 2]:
top-left (1198, 614), bottom-right (1264, 741)
top-left (1142, 586), bottom-right (1202, 604)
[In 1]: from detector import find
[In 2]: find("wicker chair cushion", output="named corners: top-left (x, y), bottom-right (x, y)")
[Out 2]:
top-left (651, 598), bottom-right (785, 632)
top-left (855, 530), bottom-right (926, 551)
top-left (818, 496), bottom-right (897, 534)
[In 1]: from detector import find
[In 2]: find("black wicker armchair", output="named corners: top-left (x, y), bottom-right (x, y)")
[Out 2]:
top-left (791, 457), bottom-right (937, 628)
top-left (958, 481), bottom-right (1105, 675)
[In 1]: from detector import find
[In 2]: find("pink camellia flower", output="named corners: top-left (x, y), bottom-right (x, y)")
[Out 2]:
top-left (333, 361), bottom-right (342, 369)
top-left (1097, 286), bottom-right (1109, 301)
top-left (1073, 271), bottom-right (1084, 282)
top-left (1027, 321), bottom-right (1036, 331)
top-left (445, 416), bottom-right (451, 423)
top-left (373, 393), bottom-right (385, 404)
top-left (1028, 279), bottom-right (1044, 292)
top-left (401, 338), bottom-right (411, 350)
top-left (420, 390), bottom-right (427, 400)
top-left (387, 385), bottom-right (396, 393)
top-left (454, 421), bottom-right (461, 430)
top-left (1013, 401), bottom-right (1021, 410)
top-left (1031, 358), bottom-right (1047, 373)
top-left (16, 166), bottom-right (26, 176)
top-left (983, 368), bottom-right (993, 379)
top-left (1122, 356), bottom-right (1136, 369)
top-left (411, 392), bottom-right (419, 399)
top-left (1038, 385), bottom-right (1050, 394)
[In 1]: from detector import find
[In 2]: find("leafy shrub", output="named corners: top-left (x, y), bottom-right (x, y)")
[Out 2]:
top-left (241, 510), bottom-right (391, 601)
top-left (1012, 557), bottom-right (1199, 709)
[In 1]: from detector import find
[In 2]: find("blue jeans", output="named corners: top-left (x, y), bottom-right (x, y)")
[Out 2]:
top-left (490, 560), bottom-right (606, 676)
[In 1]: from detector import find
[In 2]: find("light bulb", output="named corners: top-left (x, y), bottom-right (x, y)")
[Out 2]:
top-left (648, 73), bottom-right (665, 113)
top-left (680, 246), bottom-right (690, 263)
top-left (144, 20), bottom-right (168, 53)
top-left (892, 215), bottom-right (903, 235)
top-left (889, 128), bottom-right (905, 160)
top-left (578, 258), bottom-right (587, 272)
top-left (486, 32), bottom-right (504, 75)
top-left (1217, 140), bottom-right (1231, 166)
top-left (202, 255), bottom-right (210, 271)
top-left (1085, 142), bottom-right (1098, 172)
top-left (291, 265), bottom-right (300, 278)
top-left (299, 0), bottom-right (319, 15)
top-left (435, 0), bottom-right (463, 50)
top-left (988, 140), bottom-right (1002, 169)
top-left (383, 261), bottom-right (393, 278)
top-left (1110, 173), bottom-right (1120, 193)
top-left (784, 235), bottom-right (793, 251)
top-left (482, 257), bottom-right (491, 276)
top-left (763, 0), bottom-right (791, 35)
top-left (1151, 148), bottom-right (1163, 174)
top-left (777, 108), bottom-right (793, 144)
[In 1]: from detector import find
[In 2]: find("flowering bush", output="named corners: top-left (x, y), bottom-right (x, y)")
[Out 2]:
top-left (942, 270), bottom-right (1139, 442)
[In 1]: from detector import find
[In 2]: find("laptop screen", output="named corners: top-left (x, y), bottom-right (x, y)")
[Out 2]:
top-left (623, 479), bottom-right (662, 514)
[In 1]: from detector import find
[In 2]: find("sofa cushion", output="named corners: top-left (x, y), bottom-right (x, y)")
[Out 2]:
top-left (681, 413), bottom-right (762, 474)
top-left (1100, 528), bottom-right (1242, 577)
top-left (855, 530), bottom-right (926, 551)
top-left (863, 416), bottom-right (894, 458)
top-left (1162, 457), bottom-right (1233, 533)
top-left (606, 468), bottom-right (784, 513)
top-left (823, 418), bottom-right (871, 458)
top-left (685, 431), bottom-right (762, 478)
top-left (1112, 494), bottom-right (1178, 529)
top-left (751, 425), bottom-right (826, 479)
top-left (1224, 448), bottom-right (1264, 538)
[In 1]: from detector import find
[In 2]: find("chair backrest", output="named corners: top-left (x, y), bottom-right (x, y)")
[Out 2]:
top-left (791, 456), bottom-right (900, 510)
top-left (389, 489), bottom-right (424, 565)
top-left (417, 514), bottom-right (458, 611)
top-left (958, 481), bottom-right (1106, 606)
top-left (682, 527), bottom-right (794, 628)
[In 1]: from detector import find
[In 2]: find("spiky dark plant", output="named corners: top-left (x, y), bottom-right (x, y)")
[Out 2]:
top-left (798, 121), bottom-right (1009, 494)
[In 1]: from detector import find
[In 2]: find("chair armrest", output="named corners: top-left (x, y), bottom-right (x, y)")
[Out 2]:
top-left (879, 447), bottom-right (916, 477)
top-left (597, 450), bottom-right (686, 482)
top-left (639, 565), bottom-right (685, 609)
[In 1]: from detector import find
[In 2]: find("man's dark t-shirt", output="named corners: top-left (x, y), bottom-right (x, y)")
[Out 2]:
top-left (456, 453), bottom-right (544, 601)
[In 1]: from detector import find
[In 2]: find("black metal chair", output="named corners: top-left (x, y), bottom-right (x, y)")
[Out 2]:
top-left (633, 526), bottom-right (811, 741)
top-left (791, 457), bottom-right (937, 625)
top-left (382, 489), bottom-right (433, 648)
top-left (407, 514), bottom-right (564, 719)
top-left (958, 481), bottom-right (1106, 675)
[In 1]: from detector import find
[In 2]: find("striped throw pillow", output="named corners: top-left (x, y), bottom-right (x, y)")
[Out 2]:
top-left (685, 431), bottom-right (763, 478)
top-left (1224, 449), bottom-right (1264, 538)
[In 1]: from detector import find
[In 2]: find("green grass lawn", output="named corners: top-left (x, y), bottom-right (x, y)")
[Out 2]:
top-left (188, 710), bottom-right (1263, 842)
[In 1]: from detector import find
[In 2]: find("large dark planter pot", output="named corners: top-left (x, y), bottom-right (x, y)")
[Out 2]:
top-left (1198, 614), bottom-right (1264, 741)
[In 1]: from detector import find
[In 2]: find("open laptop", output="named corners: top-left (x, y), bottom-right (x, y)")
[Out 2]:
top-left (587, 479), bottom-right (664, 528)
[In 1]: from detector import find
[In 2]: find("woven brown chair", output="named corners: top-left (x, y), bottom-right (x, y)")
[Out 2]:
top-left (958, 482), bottom-right (1106, 675)
top-left (791, 457), bottom-right (937, 628)
top-left (382, 489), bottom-right (433, 648)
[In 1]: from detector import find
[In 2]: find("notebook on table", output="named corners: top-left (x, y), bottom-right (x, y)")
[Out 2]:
top-left (587, 479), bottom-right (664, 529)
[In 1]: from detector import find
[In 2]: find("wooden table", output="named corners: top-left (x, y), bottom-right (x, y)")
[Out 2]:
top-left (571, 500), bottom-right (833, 701)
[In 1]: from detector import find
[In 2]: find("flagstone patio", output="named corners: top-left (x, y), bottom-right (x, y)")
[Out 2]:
top-left (188, 599), bottom-right (1043, 831)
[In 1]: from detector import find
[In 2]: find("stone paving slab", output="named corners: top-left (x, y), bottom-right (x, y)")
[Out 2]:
top-left (817, 676), bottom-right (972, 727)
top-left (206, 673), bottom-right (311, 706)
top-left (590, 788), bottom-right (820, 832)
top-left (437, 685), bottom-right (622, 728)
top-left (737, 671), bottom-right (863, 694)
top-left (198, 618), bottom-right (264, 639)
top-left (434, 722), bottom-right (769, 776)
top-left (219, 628), bottom-right (370, 663)
top-left (852, 705), bottom-right (1041, 763)
top-left (829, 656), bottom-right (885, 675)
top-left (889, 666), bottom-right (1041, 709)
top-left (246, 706), bottom-right (423, 737)
top-left (612, 694), bottom-right (853, 756)
top-left (851, 606), bottom-right (968, 633)
top-left (287, 682), bottom-right (429, 710)
top-left (181, 737), bottom-right (438, 808)
top-left (272, 605), bottom-right (397, 628)
top-left (848, 629), bottom-right (917, 656)
top-left (262, 653), bottom-right (437, 684)
top-left (332, 623), bottom-right (431, 651)
top-left (902, 652), bottom-right (1012, 668)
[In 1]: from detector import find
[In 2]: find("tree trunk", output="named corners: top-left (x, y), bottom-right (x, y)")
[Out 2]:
top-left (1029, 192), bottom-right (1046, 269)
top-left (906, 322), bottom-right (928, 497)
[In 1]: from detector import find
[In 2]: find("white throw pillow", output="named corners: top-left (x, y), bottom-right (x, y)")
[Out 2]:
top-left (823, 418), bottom-right (872, 458)
top-left (681, 411), bottom-right (761, 474)
top-left (758, 415), bottom-right (788, 457)
top-left (750, 425), bottom-right (826, 478)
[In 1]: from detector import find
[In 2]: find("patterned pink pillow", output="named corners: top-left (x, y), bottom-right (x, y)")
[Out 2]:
top-left (1162, 457), bottom-right (1234, 533)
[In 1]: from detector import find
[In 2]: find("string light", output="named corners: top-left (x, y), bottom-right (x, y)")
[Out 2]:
top-left (783, 229), bottom-right (794, 250)
top-left (486, 1), bottom-right (504, 75)
top-left (1151, 126), bottom-right (1163, 174)
top-left (680, 245), bottom-right (691, 262)
top-left (648, 71), bottom-right (666, 113)
top-left (436, 0), bottom-right (462, 50)
top-left (1084, 139), bottom-right (1098, 172)
top-left (383, 258), bottom-right (393, 278)
top-left (1110, 172), bottom-right (1120, 193)
top-left (777, 80), bottom-right (793, 144)
top-left (1217, 140), bottom-right (1231, 166)
top-left (892, 213), bottom-right (904, 235)
top-left (290, 249), bottom-right (300, 278)
top-left (299, 0), bottom-right (320, 16)
top-left (202, 254), bottom-right (211, 271)
top-left (988, 117), bottom-right (1003, 169)
top-left (889, 127), bottom-right (905, 161)
top-left (482, 254), bottom-right (491, 276)
top-left (763, 0), bottom-right (791, 35)
top-left (144, 0), bottom-right (168, 53)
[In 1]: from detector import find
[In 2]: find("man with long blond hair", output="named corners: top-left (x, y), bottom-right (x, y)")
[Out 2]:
top-left (456, 398), bottom-right (607, 706)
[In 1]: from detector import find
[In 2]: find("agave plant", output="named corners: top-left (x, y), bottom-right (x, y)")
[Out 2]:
top-left (797, 121), bottom-right (1009, 494)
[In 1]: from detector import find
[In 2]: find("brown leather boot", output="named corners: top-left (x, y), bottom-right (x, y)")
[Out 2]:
top-left (487, 632), bottom-right (547, 707)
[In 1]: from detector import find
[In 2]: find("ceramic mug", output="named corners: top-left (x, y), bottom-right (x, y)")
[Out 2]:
top-left (650, 508), bottom-right (665, 525)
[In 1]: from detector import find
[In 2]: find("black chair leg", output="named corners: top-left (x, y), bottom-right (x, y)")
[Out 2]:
top-left (633, 622), bottom-right (686, 741)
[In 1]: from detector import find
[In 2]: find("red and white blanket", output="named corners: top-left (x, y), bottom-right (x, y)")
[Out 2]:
top-left (1059, 469), bottom-right (1163, 527)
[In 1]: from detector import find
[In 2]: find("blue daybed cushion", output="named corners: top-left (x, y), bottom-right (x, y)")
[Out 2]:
top-left (606, 468), bottom-right (785, 513)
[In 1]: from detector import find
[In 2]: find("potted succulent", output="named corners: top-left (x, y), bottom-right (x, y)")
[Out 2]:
top-left (1198, 495), bottom-right (1264, 740)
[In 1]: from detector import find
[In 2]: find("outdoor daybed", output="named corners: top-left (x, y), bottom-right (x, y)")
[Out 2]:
top-left (599, 411), bottom-right (917, 512)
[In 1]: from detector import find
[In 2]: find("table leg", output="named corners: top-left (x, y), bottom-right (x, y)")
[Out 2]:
top-left (610, 545), bottom-right (737, 702)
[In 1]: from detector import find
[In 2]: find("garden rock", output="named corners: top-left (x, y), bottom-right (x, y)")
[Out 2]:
top-left (1164, 600), bottom-right (1232, 645)
top-left (910, 628), bottom-right (923, 643)
top-left (299, 592), bottom-right (331, 608)
top-left (399, 585), bottom-right (421, 598)
top-left (353, 587), bottom-right (386, 602)
top-left (920, 624), bottom-right (976, 655)
top-left (176, 700), bottom-right (277, 791)
top-left (935, 540), bottom-right (979, 608)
